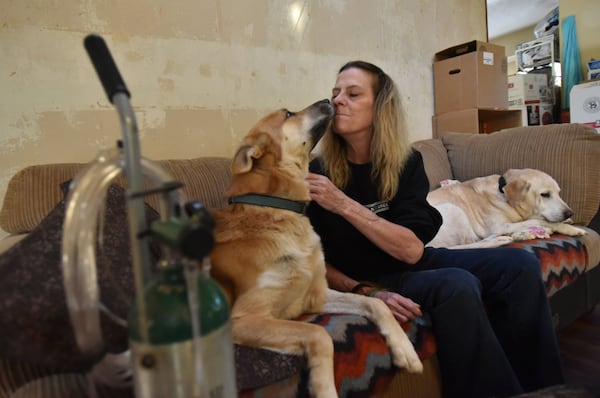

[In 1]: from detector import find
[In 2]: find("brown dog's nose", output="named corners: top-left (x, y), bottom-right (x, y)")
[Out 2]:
top-left (563, 209), bottom-right (574, 220)
top-left (317, 99), bottom-right (332, 112)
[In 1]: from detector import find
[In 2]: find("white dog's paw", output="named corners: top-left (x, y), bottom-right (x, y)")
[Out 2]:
top-left (512, 226), bottom-right (551, 241)
top-left (496, 236), bottom-right (515, 245)
top-left (480, 235), bottom-right (514, 247)
top-left (553, 224), bottom-right (587, 237)
top-left (511, 231), bottom-right (534, 241)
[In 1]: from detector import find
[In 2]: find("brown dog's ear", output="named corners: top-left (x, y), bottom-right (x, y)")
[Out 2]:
top-left (503, 177), bottom-right (531, 206)
top-left (230, 144), bottom-right (262, 174)
top-left (230, 133), bottom-right (274, 174)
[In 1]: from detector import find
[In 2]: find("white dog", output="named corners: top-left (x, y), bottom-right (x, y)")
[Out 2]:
top-left (426, 168), bottom-right (587, 249)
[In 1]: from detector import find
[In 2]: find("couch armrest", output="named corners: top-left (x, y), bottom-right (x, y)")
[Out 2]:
top-left (0, 163), bottom-right (85, 235)
top-left (588, 203), bottom-right (600, 235)
top-left (411, 139), bottom-right (453, 190)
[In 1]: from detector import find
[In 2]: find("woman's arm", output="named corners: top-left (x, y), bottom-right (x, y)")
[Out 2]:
top-left (325, 262), bottom-right (360, 292)
top-left (325, 262), bottom-right (422, 323)
top-left (307, 173), bottom-right (424, 264)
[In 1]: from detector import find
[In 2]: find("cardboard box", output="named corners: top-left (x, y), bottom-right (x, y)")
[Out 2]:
top-left (508, 74), bottom-right (549, 106)
top-left (570, 80), bottom-right (600, 133)
top-left (432, 108), bottom-right (522, 138)
top-left (434, 41), bottom-right (508, 114)
top-left (510, 102), bottom-right (554, 126)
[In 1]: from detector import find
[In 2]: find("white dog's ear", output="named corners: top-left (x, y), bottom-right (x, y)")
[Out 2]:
top-left (503, 178), bottom-right (531, 205)
top-left (231, 144), bottom-right (263, 174)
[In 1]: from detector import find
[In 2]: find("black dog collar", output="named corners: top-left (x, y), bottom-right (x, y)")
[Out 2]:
top-left (498, 175), bottom-right (507, 194)
top-left (228, 194), bottom-right (308, 215)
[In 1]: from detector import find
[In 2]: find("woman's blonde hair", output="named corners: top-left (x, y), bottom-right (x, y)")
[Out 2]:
top-left (321, 61), bottom-right (411, 201)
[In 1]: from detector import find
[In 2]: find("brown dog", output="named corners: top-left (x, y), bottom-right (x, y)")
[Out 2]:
top-left (209, 99), bottom-right (422, 397)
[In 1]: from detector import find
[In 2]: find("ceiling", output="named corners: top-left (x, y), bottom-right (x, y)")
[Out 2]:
top-left (487, 0), bottom-right (559, 40)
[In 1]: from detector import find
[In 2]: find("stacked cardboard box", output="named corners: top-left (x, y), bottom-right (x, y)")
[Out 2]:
top-left (432, 41), bottom-right (521, 138)
top-left (508, 74), bottom-right (553, 126)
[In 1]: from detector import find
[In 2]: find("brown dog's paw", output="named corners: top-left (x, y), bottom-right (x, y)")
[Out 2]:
top-left (406, 354), bottom-right (424, 374)
top-left (389, 336), bottom-right (423, 373)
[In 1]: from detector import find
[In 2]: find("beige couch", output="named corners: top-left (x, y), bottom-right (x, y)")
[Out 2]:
top-left (1, 123), bottom-right (599, 397)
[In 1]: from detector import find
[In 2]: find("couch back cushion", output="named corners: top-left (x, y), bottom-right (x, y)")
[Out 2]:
top-left (0, 157), bottom-right (232, 235)
top-left (155, 157), bottom-right (232, 210)
top-left (411, 139), bottom-right (453, 190)
top-left (442, 124), bottom-right (600, 226)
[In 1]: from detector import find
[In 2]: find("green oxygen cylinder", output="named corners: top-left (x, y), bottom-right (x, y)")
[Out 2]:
top-left (128, 218), bottom-right (237, 398)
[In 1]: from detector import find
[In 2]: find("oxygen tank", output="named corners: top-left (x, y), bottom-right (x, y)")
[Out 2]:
top-left (128, 209), bottom-right (237, 398)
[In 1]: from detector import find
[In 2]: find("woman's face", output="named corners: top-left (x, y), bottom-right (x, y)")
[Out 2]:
top-left (331, 67), bottom-right (376, 137)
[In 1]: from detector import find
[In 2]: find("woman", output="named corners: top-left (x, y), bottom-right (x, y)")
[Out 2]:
top-left (306, 60), bottom-right (564, 397)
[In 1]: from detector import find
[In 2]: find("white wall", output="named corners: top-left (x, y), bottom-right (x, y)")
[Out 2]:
top-left (0, 0), bottom-right (487, 238)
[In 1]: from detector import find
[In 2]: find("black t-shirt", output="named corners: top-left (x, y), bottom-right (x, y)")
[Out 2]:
top-left (307, 150), bottom-right (442, 281)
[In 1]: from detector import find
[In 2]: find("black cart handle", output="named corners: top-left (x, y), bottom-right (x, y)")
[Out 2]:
top-left (84, 34), bottom-right (130, 103)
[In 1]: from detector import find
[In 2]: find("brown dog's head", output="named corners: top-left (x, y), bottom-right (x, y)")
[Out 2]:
top-left (226, 99), bottom-right (334, 200)
top-left (501, 168), bottom-right (574, 222)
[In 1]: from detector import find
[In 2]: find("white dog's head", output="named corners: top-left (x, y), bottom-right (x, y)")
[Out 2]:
top-left (500, 168), bottom-right (574, 223)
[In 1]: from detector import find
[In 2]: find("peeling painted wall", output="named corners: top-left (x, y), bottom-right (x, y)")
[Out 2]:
top-left (0, 0), bottom-right (486, 238)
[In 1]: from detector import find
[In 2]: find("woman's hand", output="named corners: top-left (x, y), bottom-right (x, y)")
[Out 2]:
top-left (307, 172), bottom-right (348, 213)
top-left (371, 290), bottom-right (422, 324)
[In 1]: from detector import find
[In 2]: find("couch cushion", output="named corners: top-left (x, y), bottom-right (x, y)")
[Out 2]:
top-left (411, 139), bottom-right (453, 190)
top-left (0, 183), bottom-right (160, 370)
top-left (155, 157), bottom-right (231, 210)
top-left (442, 124), bottom-right (600, 226)
top-left (0, 157), bottom-right (232, 235)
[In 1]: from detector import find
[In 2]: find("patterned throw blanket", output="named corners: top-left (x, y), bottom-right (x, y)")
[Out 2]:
top-left (237, 312), bottom-right (435, 397)
top-left (507, 234), bottom-right (588, 297)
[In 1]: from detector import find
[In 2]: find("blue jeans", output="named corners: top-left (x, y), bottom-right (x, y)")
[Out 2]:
top-left (373, 247), bottom-right (564, 398)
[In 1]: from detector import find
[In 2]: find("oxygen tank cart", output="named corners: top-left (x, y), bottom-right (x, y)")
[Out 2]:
top-left (79, 34), bottom-right (236, 398)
